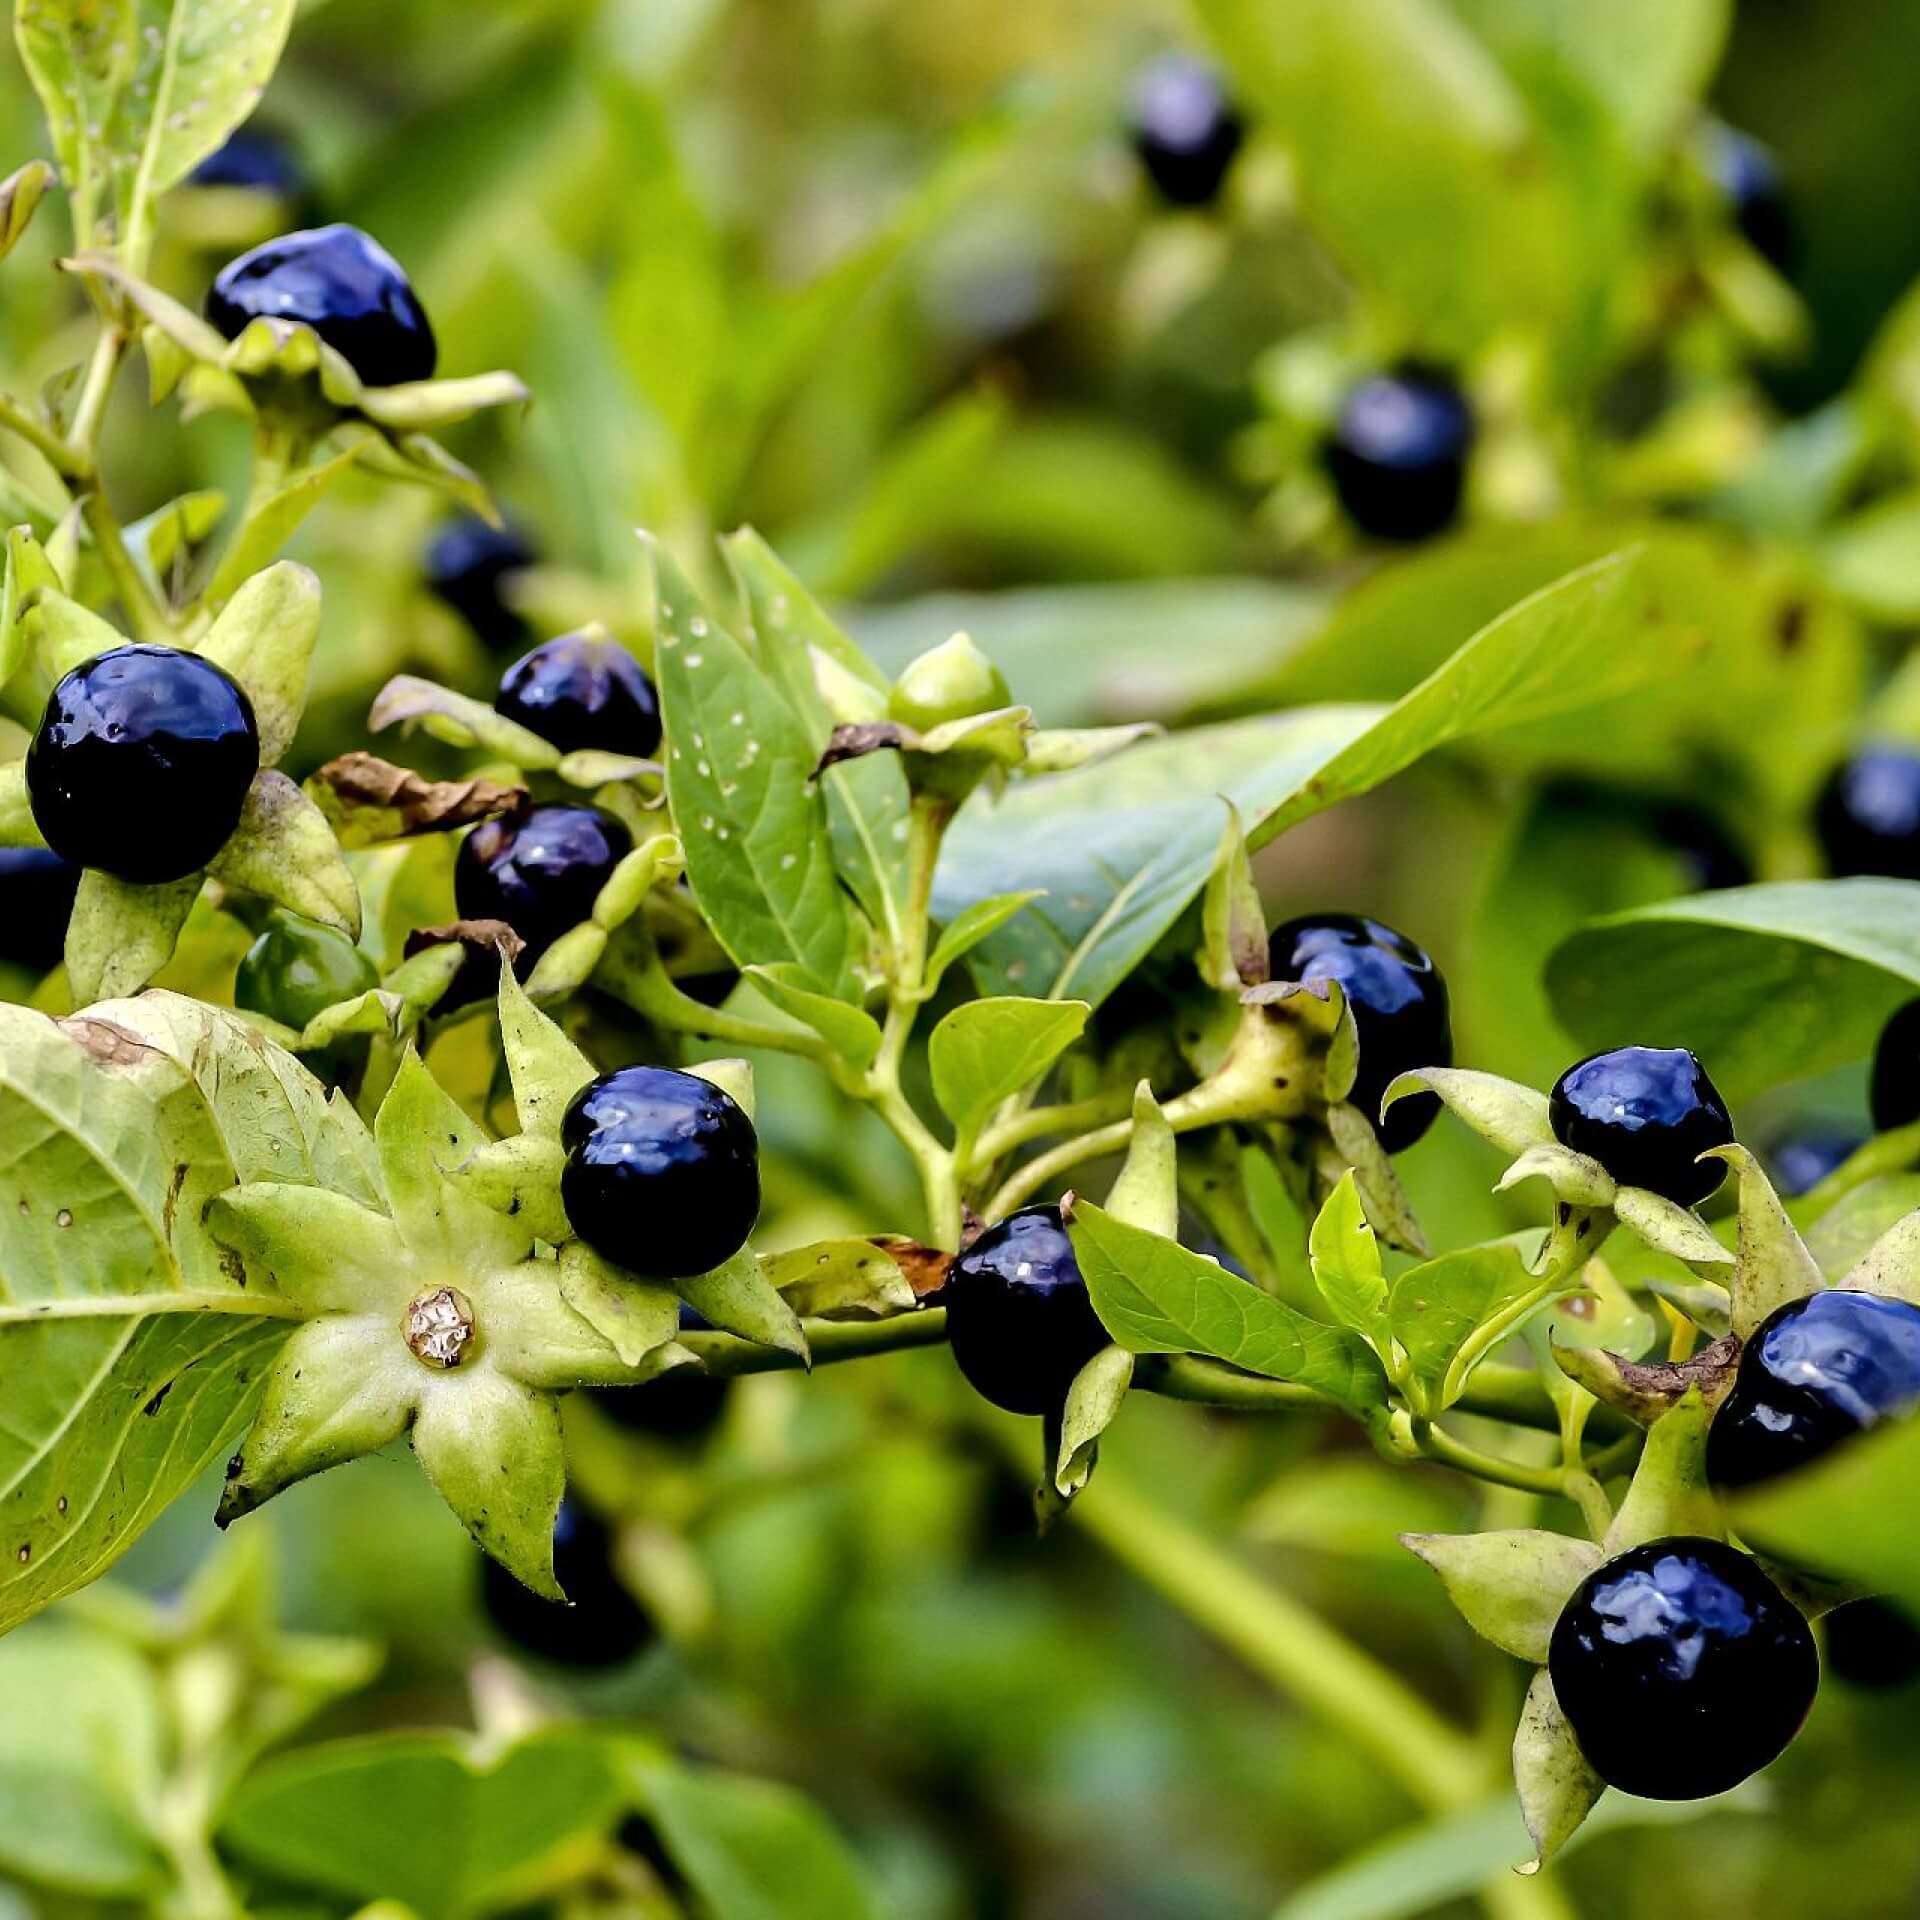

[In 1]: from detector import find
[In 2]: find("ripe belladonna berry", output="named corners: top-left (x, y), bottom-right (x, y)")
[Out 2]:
top-left (235, 911), bottom-right (380, 1032)
top-left (27, 644), bottom-right (259, 885)
top-left (1548, 1045), bottom-right (1734, 1207)
top-left (1765, 1125), bottom-right (1864, 1199)
top-left (496, 633), bottom-right (662, 760)
top-left (0, 848), bottom-right (81, 972)
top-left (454, 803), bottom-right (632, 970)
top-left (1814, 746), bottom-right (1920, 880)
top-left (425, 514), bottom-right (534, 651)
top-left (1870, 997), bottom-right (1920, 1133)
top-left (1711, 124), bottom-right (1792, 278)
top-left (187, 126), bottom-right (306, 201)
top-left (943, 1206), bottom-right (1110, 1417)
top-left (1548, 1535), bottom-right (1818, 1800)
top-left (562, 1066), bottom-right (760, 1280)
top-left (206, 223), bottom-right (436, 387)
top-left (1325, 368), bottom-right (1474, 544)
top-left (1706, 1289), bottom-right (1920, 1493)
top-left (1130, 54), bottom-right (1243, 208)
top-left (1823, 1597), bottom-right (1920, 1691)
top-left (479, 1495), bottom-right (653, 1668)
top-left (1266, 914), bottom-right (1452, 1154)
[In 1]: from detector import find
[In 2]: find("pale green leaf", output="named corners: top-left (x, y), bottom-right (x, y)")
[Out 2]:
top-left (1401, 1529), bottom-right (1603, 1665)
top-left (64, 869), bottom-right (202, 1007)
top-left (1512, 1670), bottom-right (1605, 1871)
top-left (929, 996), bottom-right (1089, 1142)
top-left (205, 771), bottom-right (361, 939)
top-left (1308, 1171), bottom-right (1389, 1346)
top-left (744, 964), bottom-right (884, 1072)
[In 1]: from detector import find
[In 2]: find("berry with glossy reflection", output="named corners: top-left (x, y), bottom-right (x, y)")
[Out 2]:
top-left (1824, 1597), bottom-right (1920, 1690)
top-left (1712, 125), bottom-right (1792, 277)
top-left (562, 1066), bottom-right (760, 1280)
top-left (1548, 1046), bottom-right (1733, 1206)
top-left (479, 1496), bottom-right (652, 1668)
top-left (425, 514), bottom-right (534, 650)
top-left (496, 633), bottom-right (661, 759)
top-left (454, 803), bottom-right (631, 971)
top-left (1815, 747), bottom-right (1920, 879)
top-left (28, 644), bottom-right (259, 883)
top-left (1267, 913), bottom-right (1453, 1153)
top-left (0, 848), bottom-right (81, 972)
top-left (944, 1206), bottom-right (1109, 1417)
top-left (206, 223), bottom-right (436, 386)
top-left (1131, 55), bottom-right (1243, 207)
top-left (1707, 1289), bottom-right (1920, 1492)
top-left (1870, 998), bottom-right (1920, 1133)
top-left (1548, 1536), bottom-right (1817, 1800)
top-left (235, 911), bottom-right (379, 1031)
top-left (1325, 368), bottom-right (1474, 543)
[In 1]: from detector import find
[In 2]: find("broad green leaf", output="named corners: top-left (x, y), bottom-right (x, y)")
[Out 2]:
top-left (721, 529), bottom-right (908, 949)
top-left (1196, 0), bottom-right (1581, 360)
top-left (1071, 1203), bottom-right (1389, 1423)
top-left (0, 1623), bottom-right (165, 1896)
top-left (923, 891), bottom-right (1041, 999)
top-left (745, 964), bottom-right (884, 1073)
top-left (759, 1239), bottom-right (915, 1319)
top-left (936, 549), bottom-right (1693, 1009)
top-left (852, 576), bottom-right (1330, 727)
top-left (219, 1729), bottom-right (623, 1920)
top-left (0, 1001), bottom-right (317, 1632)
top-left (1388, 1241), bottom-right (1551, 1411)
top-left (1547, 880), bottom-right (1920, 1101)
top-left (1104, 1084), bottom-right (1178, 1240)
top-left (17, 0), bottom-right (296, 256)
top-left (206, 771), bottom-right (362, 940)
top-left (1803, 1175), bottom-right (1920, 1278)
top-left (928, 996), bottom-right (1089, 1140)
top-left (1308, 1172), bottom-right (1388, 1346)
top-left (629, 1755), bottom-right (883, 1920)
top-left (650, 539), bottom-right (849, 992)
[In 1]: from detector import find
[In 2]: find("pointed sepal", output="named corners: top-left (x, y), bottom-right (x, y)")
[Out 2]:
top-left (206, 771), bottom-right (361, 938)
top-left (1402, 1530), bottom-right (1603, 1664)
top-left (1382, 1068), bottom-right (1554, 1157)
top-left (1513, 1670), bottom-right (1606, 1873)
top-left (1605, 1390), bottom-right (1723, 1553)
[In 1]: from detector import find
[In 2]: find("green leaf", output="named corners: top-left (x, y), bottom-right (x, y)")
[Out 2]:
top-left (495, 963), bottom-right (594, 1139)
top-left (65, 869), bottom-right (203, 1003)
top-left (936, 549), bottom-right (1690, 1009)
top-left (0, 160), bottom-right (55, 264)
top-left (1196, 0), bottom-right (1583, 361)
top-left (928, 996), bottom-right (1089, 1141)
top-left (0, 1001), bottom-right (326, 1632)
top-left (195, 560), bottom-right (319, 764)
top-left (744, 964), bottom-right (884, 1073)
top-left (1401, 1529), bottom-right (1603, 1664)
top-left (557, 1242), bottom-right (681, 1369)
top-left (759, 1240), bottom-right (916, 1319)
top-left (1104, 1083), bottom-right (1178, 1240)
top-left (1389, 1241), bottom-right (1553, 1412)
top-left (629, 1754), bottom-right (883, 1920)
top-left (1308, 1172), bottom-right (1389, 1348)
top-left (1071, 1203), bottom-right (1389, 1423)
top-left (1548, 879), bottom-right (1920, 1101)
top-left (1053, 1344), bottom-right (1133, 1499)
top-left (649, 538), bottom-right (850, 991)
top-left (220, 1729), bottom-right (623, 1920)
top-left (368, 674), bottom-right (562, 769)
top-left (0, 1622), bottom-right (167, 1896)
top-left (923, 891), bottom-right (1042, 1000)
top-left (206, 771), bottom-right (361, 940)
top-left (1200, 803), bottom-right (1268, 992)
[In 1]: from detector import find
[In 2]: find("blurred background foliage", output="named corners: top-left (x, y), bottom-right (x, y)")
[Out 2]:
top-left (7, 1), bottom-right (1920, 1916)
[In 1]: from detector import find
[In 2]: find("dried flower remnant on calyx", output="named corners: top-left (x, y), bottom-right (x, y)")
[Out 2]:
top-left (405, 1286), bottom-right (474, 1367)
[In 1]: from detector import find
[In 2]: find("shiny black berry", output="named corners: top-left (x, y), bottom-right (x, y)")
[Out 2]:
top-left (188, 126), bottom-right (305, 201)
top-left (1824, 1597), bottom-right (1920, 1690)
top-left (1765, 1125), bottom-right (1864, 1198)
top-left (1548, 1536), bottom-right (1817, 1800)
top-left (1325, 368), bottom-right (1473, 543)
top-left (1131, 55), bottom-right (1243, 208)
top-left (206, 223), bottom-right (436, 387)
top-left (1706, 1289), bottom-right (1920, 1492)
top-left (425, 515), bottom-right (534, 651)
top-left (1870, 998), bottom-right (1920, 1133)
top-left (1548, 1046), bottom-right (1734, 1206)
top-left (1815, 747), bottom-right (1920, 879)
top-left (561, 1066), bottom-right (760, 1280)
top-left (1267, 914), bottom-right (1453, 1154)
top-left (479, 1496), bottom-right (653, 1669)
top-left (0, 848), bottom-right (81, 971)
top-left (454, 803), bottom-right (631, 973)
top-left (1711, 125), bottom-right (1792, 277)
top-left (27, 644), bottom-right (259, 884)
top-left (944, 1206), bottom-right (1109, 1417)
top-left (496, 634), bottom-right (661, 759)
top-left (590, 1368), bottom-right (729, 1443)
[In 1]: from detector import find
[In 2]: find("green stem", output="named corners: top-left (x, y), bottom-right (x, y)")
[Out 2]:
top-left (1035, 1448), bottom-right (1482, 1811)
top-left (595, 941), bottom-right (845, 1076)
top-left (1415, 1421), bottom-right (1574, 1503)
top-left (968, 1086), bottom-right (1136, 1176)
top-left (679, 1309), bottom-right (950, 1376)
top-left (67, 327), bottom-right (124, 459)
top-left (0, 389), bottom-right (84, 478)
top-left (82, 486), bottom-right (174, 643)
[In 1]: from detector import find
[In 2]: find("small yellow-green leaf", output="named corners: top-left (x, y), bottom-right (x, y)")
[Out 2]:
top-left (929, 996), bottom-right (1089, 1140)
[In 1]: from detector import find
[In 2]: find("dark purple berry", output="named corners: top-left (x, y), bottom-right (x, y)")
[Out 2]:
top-left (0, 848), bottom-right (81, 971)
top-left (496, 633), bottom-right (660, 759)
top-left (453, 803), bottom-right (631, 973)
top-left (479, 1496), bottom-right (653, 1668)
top-left (1824, 1597), bottom-right (1920, 1690)
top-left (1131, 56), bottom-right (1243, 208)
top-left (1548, 1045), bottom-right (1734, 1207)
top-left (1325, 368), bottom-right (1473, 543)
top-left (1815, 747), bottom-right (1920, 880)
top-left (425, 515), bottom-right (534, 651)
